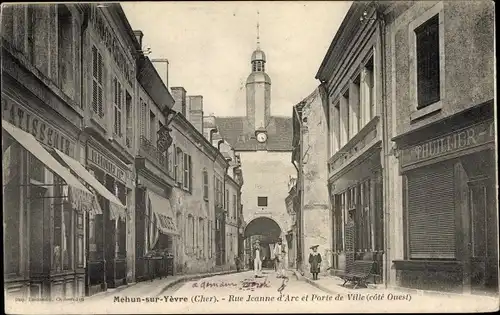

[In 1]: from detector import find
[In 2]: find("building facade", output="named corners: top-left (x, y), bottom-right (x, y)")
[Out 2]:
top-left (384, 1), bottom-right (497, 294)
top-left (213, 40), bottom-right (295, 265)
top-left (2, 3), bottom-right (96, 299)
top-left (316, 2), bottom-right (386, 284)
top-left (291, 88), bottom-right (331, 277)
top-left (81, 4), bottom-right (138, 295)
top-left (133, 35), bottom-right (178, 282)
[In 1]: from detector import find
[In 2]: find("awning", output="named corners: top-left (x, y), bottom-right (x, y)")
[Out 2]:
top-left (148, 190), bottom-right (178, 236)
top-left (53, 149), bottom-right (127, 220)
top-left (2, 120), bottom-right (94, 211)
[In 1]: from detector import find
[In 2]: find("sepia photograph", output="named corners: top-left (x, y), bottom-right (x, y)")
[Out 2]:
top-left (2, 1), bottom-right (498, 313)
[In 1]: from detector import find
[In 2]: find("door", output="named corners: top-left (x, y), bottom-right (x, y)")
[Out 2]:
top-left (468, 177), bottom-right (498, 294)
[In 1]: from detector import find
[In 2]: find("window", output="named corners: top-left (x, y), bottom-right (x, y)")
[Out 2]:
top-left (257, 196), bottom-right (268, 207)
top-left (191, 216), bottom-right (195, 253)
top-left (208, 220), bottom-right (212, 258)
top-left (199, 218), bottom-right (204, 257)
top-left (57, 5), bottom-right (74, 98)
top-left (1, 5), bottom-right (14, 42)
top-left (125, 92), bottom-right (132, 148)
top-left (113, 78), bottom-right (123, 137)
top-left (415, 14), bottom-right (440, 109)
top-left (351, 74), bottom-right (361, 136)
top-left (225, 189), bottom-right (229, 212)
top-left (168, 145), bottom-right (174, 178)
top-left (92, 46), bottom-right (104, 117)
top-left (233, 194), bottom-right (237, 218)
top-left (183, 153), bottom-right (192, 191)
top-left (340, 90), bottom-right (349, 146)
top-left (176, 147), bottom-right (183, 185)
top-left (140, 100), bottom-right (147, 137)
top-left (149, 111), bottom-right (156, 143)
top-left (361, 57), bottom-right (374, 126)
top-left (26, 5), bottom-right (36, 64)
top-left (203, 170), bottom-right (209, 200)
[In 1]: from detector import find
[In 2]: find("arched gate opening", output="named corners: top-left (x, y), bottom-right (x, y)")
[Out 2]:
top-left (244, 217), bottom-right (282, 269)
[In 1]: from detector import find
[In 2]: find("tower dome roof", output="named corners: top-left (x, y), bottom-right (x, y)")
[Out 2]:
top-left (251, 49), bottom-right (266, 62)
top-left (246, 72), bottom-right (271, 84)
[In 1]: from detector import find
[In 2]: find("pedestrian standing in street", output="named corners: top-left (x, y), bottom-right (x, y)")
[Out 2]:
top-left (273, 238), bottom-right (286, 278)
top-left (253, 240), bottom-right (263, 277)
top-left (309, 245), bottom-right (322, 280)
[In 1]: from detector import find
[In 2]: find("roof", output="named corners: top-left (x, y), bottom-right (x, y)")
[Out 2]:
top-left (246, 72), bottom-right (271, 84)
top-left (215, 115), bottom-right (293, 151)
top-left (251, 49), bottom-right (266, 62)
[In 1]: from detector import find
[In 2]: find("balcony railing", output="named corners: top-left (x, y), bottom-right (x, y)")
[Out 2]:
top-left (139, 135), bottom-right (168, 171)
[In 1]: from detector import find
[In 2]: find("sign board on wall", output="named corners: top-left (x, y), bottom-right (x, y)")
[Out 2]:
top-left (2, 95), bottom-right (76, 156)
top-left (400, 119), bottom-right (495, 168)
top-left (87, 144), bottom-right (128, 184)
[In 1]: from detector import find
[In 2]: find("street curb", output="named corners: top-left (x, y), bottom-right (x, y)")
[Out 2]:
top-left (157, 270), bottom-right (241, 296)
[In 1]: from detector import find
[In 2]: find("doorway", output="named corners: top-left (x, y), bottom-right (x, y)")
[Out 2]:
top-left (463, 150), bottom-right (498, 295)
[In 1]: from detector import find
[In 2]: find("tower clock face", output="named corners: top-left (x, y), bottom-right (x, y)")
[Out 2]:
top-left (256, 132), bottom-right (267, 143)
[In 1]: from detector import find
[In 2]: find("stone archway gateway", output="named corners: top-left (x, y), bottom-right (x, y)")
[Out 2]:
top-left (244, 217), bottom-right (282, 269)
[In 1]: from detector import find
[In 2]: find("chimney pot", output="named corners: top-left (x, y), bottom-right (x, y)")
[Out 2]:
top-left (133, 30), bottom-right (144, 49)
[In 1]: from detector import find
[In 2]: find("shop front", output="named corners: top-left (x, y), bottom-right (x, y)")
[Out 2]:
top-left (393, 106), bottom-right (497, 294)
top-left (328, 144), bottom-right (384, 284)
top-left (136, 188), bottom-right (178, 280)
top-left (85, 140), bottom-right (130, 295)
top-left (2, 119), bottom-right (95, 300)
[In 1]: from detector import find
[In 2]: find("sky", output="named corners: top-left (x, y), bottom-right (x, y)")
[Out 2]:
top-left (122, 1), bottom-right (352, 117)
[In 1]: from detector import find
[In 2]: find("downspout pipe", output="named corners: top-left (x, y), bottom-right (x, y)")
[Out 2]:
top-left (377, 8), bottom-right (390, 289)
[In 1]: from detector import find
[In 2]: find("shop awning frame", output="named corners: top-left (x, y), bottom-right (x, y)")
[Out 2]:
top-left (53, 149), bottom-right (127, 220)
top-left (148, 190), bottom-right (179, 236)
top-left (2, 120), bottom-right (94, 212)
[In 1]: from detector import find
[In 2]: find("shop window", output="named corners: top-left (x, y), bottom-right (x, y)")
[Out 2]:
top-left (57, 4), bottom-right (74, 98)
top-left (52, 175), bottom-right (73, 272)
top-left (113, 77), bottom-right (123, 137)
top-left (415, 14), bottom-right (440, 109)
top-left (117, 183), bottom-right (127, 259)
top-left (3, 140), bottom-right (21, 276)
top-left (203, 169), bottom-right (209, 200)
top-left (257, 196), bottom-right (268, 207)
top-left (92, 45), bottom-right (104, 117)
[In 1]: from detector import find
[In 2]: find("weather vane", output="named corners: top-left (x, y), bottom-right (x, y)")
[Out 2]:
top-left (257, 10), bottom-right (260, 48)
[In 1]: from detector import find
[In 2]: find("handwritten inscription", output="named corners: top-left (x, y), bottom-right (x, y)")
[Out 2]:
top-left (192, 281), bottom-right (238, 289)
top-left (401, 120), bottom-right (494, 166)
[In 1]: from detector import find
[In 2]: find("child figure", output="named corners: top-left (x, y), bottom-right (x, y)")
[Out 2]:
top-left (309, 245), bottom-right (322, 280)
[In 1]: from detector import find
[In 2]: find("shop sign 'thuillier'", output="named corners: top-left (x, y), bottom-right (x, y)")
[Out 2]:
top-left (400, 119), bottom-right (495, 167)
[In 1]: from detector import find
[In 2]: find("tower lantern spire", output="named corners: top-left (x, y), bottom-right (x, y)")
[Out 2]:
top-left (256, 11), bottom-right (260, 49)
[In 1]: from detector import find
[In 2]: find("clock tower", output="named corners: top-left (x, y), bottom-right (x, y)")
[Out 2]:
top-left (246, 17), bottom-right (271, 134)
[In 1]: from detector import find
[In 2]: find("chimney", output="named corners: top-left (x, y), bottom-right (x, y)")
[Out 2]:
top-left (151, 59), bottom-right (169, 89)
top-left (133, 30), bottom-right (144, 49)
top-left (188, 95), bottom-right (204, 134)
top-left (171, 87), bottom-right (187, 117)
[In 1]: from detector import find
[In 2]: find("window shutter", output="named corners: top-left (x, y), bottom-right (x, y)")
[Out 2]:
top-left (188, 155), bottom-right (192, 192)
top-left (407, 163), bottom-right (455, 259)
